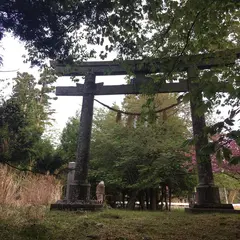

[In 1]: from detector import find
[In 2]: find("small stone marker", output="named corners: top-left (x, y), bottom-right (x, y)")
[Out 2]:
top-left (96, 181), bottom-right (105, 203)
top-left (66, 162), bottom-right (75, 202)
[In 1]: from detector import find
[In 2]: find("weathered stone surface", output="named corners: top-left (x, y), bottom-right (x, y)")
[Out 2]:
top-left (185, 202), bottom-right (240, 214)
top-left (66, 162), bottom-right (75, 202)
top-left (51, 74), bottom-right (97, 211)
top-left (51, 48), bottom-right (240, 76)
top-left (195, 185), bottom-right (221, 205)
top-left (96, 181), bottom-right (105, 203)
top-left (190, 203), bottom-right (234, 209)
top-left (50, 200), bottom-right (103, 211)
top-left (56, 81), bottom-right (189, 96)
top-left (67, 73), bottom-right (96, 202)
top-left (185, 204), bottom-right (240, 214)
top-left (188, 66), bottom-right (221, 205)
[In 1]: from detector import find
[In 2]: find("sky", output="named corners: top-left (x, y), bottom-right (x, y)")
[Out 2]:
top-left (0, 33), bottom-right (126, 138)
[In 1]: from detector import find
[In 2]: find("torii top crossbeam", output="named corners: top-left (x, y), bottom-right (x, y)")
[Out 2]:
top-left (51, 48), bottom-right (240, 76)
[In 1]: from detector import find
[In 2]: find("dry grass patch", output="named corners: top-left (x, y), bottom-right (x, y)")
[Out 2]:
top-left (0, 164), bottom-right (62, 207)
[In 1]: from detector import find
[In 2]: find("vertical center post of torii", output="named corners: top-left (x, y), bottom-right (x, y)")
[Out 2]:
top-left (69, 73), bottom-right (96, 202)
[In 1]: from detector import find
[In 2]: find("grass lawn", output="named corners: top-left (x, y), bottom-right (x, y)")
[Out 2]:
top-left (0, 206), bottom-right (239, 240)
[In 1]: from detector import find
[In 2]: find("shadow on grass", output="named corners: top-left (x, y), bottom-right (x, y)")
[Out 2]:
top-left (0, 221), bottom-right (53, 240)
top-left (19, 224), bottom-right (54, 240)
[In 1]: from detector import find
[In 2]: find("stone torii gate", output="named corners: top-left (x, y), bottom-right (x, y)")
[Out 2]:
top-left (51, 49), bottom-right (240, 212)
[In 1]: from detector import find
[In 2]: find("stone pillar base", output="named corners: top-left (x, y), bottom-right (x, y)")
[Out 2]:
top-left (50, 201), bottom-right (103, 211)
top-left (185, 184), bottom-right (240, 213)
top-left (50, 181), bottom-right (104, 211)
top-left (185, 204), bottom-right (240, 214)
top-left (68, 181), bottom-right (91, 202)
top-left (190, 203), bottom-right (234, 209)
top-left (196, 185), bottom-right (220, 205)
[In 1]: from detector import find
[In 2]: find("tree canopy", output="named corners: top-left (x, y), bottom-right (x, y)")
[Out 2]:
top-left (1, 1), bottom-right (239, 64)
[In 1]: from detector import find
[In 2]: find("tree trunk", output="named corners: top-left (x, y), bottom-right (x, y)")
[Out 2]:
top-left (122, 191), bottom-right (125, 208)
top-left (145, 189), bottom-right (149, 210)
top-left (111, 195), bottom-right (117, 208)
top-left (127, 191), bottom-right (137, 210)
top-left (150, 188), bottom-right (157, 211)
top-left (138, 190), bottom-right (145, 210)
top-left (224, 188), bottom-right (228, 204)
top-left (164, 185), bottom-right (168, 211)
top-left (168, 186), bottom-right (172, 211)
top-left (159, 186), bottom-right (164, 211)
top-left (229, 190), bottom-right (237, 204)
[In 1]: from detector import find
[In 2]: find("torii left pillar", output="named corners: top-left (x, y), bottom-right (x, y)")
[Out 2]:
top-left (68, 73), bottom-right (95, 202)
top-left (51, 73), bottom-right (103, 210)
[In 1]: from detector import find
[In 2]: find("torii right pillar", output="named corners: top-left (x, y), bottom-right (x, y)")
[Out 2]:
top-left (187, 65), bottom-right (235, 213)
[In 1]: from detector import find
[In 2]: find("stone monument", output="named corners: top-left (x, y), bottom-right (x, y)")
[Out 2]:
top-left (96, 181), bottom-right (105, 203)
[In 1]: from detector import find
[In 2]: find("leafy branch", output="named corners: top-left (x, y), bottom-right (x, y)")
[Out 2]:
top-left (167, 0), bottom-right (216, 77)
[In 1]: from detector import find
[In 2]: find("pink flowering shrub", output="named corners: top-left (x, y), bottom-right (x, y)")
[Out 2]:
top-left (184, 136), bottom-right (240, 174)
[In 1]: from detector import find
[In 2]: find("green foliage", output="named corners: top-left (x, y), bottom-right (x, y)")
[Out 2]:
top-left (0, 70), bottom-right (61, 173)
top-left (1, 1), bottom-right (239, 64)
top-left (33, 139), bottom-right (65, 174)
top-left (0, 99), bottom-right (29, 163)
top-left (60, 94), bottom-right (195, 195)
top-left (214, 173), bottom-right (240, 190)
top-left (60, 115), bottom-right (80, 162)
top-left (90, 111), bottom-right (195, 194)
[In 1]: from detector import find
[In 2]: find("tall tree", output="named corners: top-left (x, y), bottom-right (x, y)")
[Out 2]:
top-left (0, 70), bottom-right (57, 168)
top-left (60, 115), bottom-right (80, 163)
